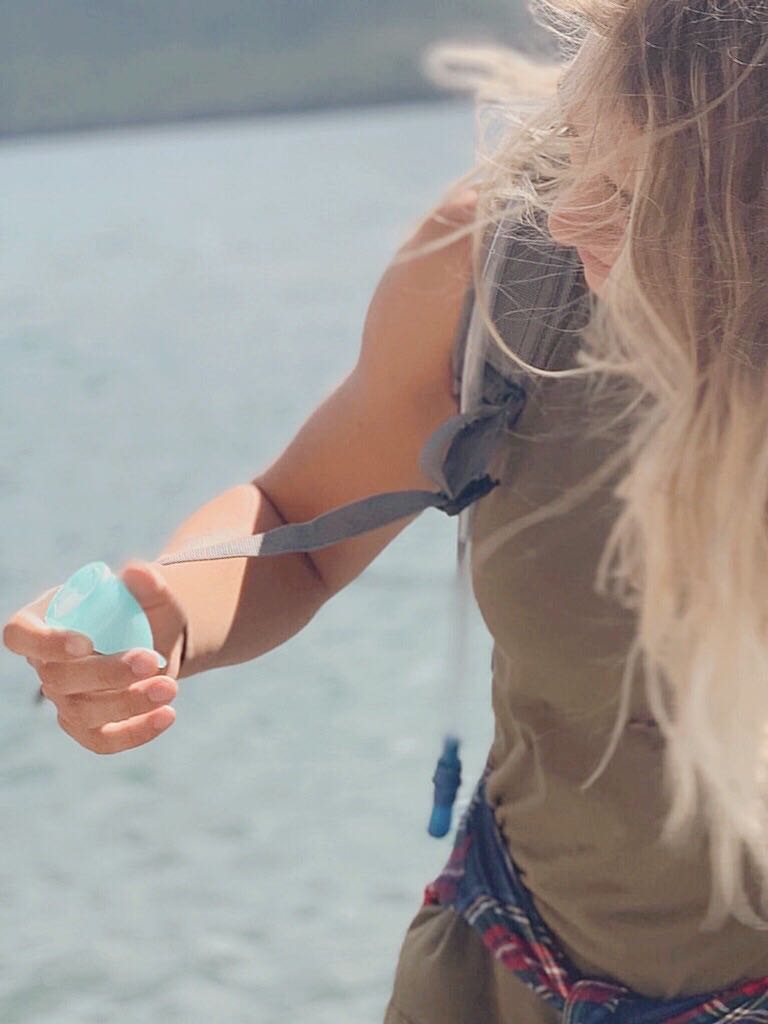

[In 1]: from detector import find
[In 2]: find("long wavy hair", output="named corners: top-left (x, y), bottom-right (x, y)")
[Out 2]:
top-left (408, 1), bottom-right (768, 930)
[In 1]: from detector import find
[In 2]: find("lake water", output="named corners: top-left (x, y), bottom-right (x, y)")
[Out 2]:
top-left (0, 101), bottom-right (497, 1023)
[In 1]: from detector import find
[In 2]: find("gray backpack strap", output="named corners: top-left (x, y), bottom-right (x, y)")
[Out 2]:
top-left (449, 209), bottom-right (589, 553)
top-left (452, 211), bottom-right (591, 402)
top-left (157, 212), bottom-right (588, 570)
top-left (430, 207), bottom-right (591, 836)
top-left (156, 481), bottom-right (499, 566)
top-left (156, 398), bottom-right (513, 566)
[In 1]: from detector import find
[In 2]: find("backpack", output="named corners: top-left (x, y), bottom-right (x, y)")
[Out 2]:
top-left (157, 207), bottom-right (591, 835)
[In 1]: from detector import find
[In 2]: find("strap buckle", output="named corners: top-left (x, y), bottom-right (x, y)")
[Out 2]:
top-left (436, 475), bottom-right (500, 517)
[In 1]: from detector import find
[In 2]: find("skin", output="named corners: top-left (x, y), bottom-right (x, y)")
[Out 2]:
top-left (547, 93), bottom-right (637, 293)
top-left (1, 192), bottom-right (476, 755)
top-left (2, 566), bottom-right (185, 754)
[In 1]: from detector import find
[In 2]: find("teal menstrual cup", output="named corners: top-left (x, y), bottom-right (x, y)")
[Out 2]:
top-left (44, 561), bottom-right (166, 668)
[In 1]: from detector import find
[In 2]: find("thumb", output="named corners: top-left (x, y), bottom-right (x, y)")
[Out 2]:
top-left (119, 560), bottom-right (173, 611)
top-left (117, 560), bottom-right (188, 672)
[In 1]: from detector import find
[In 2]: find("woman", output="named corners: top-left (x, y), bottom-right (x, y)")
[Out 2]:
top-left (7, 0), bottom-right (768, 1019)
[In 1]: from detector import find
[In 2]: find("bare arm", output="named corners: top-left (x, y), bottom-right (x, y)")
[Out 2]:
top-left (155, 483), bottom-right (327, 679)
top-left (157, 190), bottom-right (477, 679)
top-left (2, 191), bottom-right (476, 755)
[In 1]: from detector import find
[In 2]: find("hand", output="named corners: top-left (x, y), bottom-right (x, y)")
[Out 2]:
top-left (2, 560), bottom-right (188, 754)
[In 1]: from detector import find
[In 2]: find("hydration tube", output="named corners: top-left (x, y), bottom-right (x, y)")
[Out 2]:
top-left (427, 218), bottom-right (508, 838)
top-left (427, 521), bottom-right (473, 837)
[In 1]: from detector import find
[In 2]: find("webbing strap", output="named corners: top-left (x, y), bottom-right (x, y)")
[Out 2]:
top-left (157, 395), bottom-right (524, 567)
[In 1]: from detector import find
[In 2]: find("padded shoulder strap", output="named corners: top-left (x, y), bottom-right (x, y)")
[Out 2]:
top-left (451, 209), bottom-right (591, 404)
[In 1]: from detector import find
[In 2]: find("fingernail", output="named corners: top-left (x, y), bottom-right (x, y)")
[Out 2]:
top-left (147, 681), bottom-right (174, 703)
top-left (66, 636), bottom-right (92, 657)
top-left (127, 650), bottom-right (159, 678)
top-left (152, 708), bottom-right (175, 731)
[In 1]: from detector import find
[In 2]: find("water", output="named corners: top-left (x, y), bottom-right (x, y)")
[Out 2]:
top-left (0, 102), bottom-right (495, 1023)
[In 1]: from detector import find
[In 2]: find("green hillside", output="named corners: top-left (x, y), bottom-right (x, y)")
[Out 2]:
top-left (0, 1), bottom-right (553, 138)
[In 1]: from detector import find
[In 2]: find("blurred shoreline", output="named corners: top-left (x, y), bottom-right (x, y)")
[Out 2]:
top-left (0, 1), bottom-right (554, 147)
top-left (0, 91), bottom-right (458, 147)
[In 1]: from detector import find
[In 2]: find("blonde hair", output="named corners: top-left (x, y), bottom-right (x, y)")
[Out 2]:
top-left (409, 1), bottom-right (768, 930)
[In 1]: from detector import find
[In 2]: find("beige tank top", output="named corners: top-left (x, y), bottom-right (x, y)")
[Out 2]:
top-left (469, 353), bottom-right (768, 999)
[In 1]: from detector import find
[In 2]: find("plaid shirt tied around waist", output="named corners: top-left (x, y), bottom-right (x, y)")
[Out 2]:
top-left (422, 774), bottom-right (768, 1023)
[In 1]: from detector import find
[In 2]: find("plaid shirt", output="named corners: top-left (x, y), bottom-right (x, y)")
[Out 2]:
top-left (423, 774), bottom-right (768, 1023)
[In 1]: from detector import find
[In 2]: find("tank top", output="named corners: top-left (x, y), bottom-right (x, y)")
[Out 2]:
top-left (468, 278), bottom-right (768, 999)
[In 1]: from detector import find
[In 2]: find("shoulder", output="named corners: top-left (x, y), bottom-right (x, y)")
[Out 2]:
top-left (358, 188), bottom-right (479, 421)
top-left (401, 188), bottom-right (479, 248)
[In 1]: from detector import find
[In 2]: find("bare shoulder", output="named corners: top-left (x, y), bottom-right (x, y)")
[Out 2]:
top-left (358, 188), bottom-right (478, 420)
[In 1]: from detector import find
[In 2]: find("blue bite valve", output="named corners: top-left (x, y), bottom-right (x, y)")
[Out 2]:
top-left (44, 561), bottom-right (166, 668)
top-left (428, 735), bottom-right (462, 838)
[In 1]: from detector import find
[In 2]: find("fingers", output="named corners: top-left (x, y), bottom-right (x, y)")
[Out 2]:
top-left (5, 572), bottom-right (184, 755)
top-left (3, 609), bottom-right (93, 663)
top-left (34, 660), bottom-right (179, 753)
top-left (56, 704), bottom-right (176, 755)
top-left (42, 675), bottom-right (178, 730)
top-left (33, 647), bottom-right (164, 696)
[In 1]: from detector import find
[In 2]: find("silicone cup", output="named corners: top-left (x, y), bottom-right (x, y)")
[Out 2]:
top-left (44, 561), bottom-right (167, 669)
